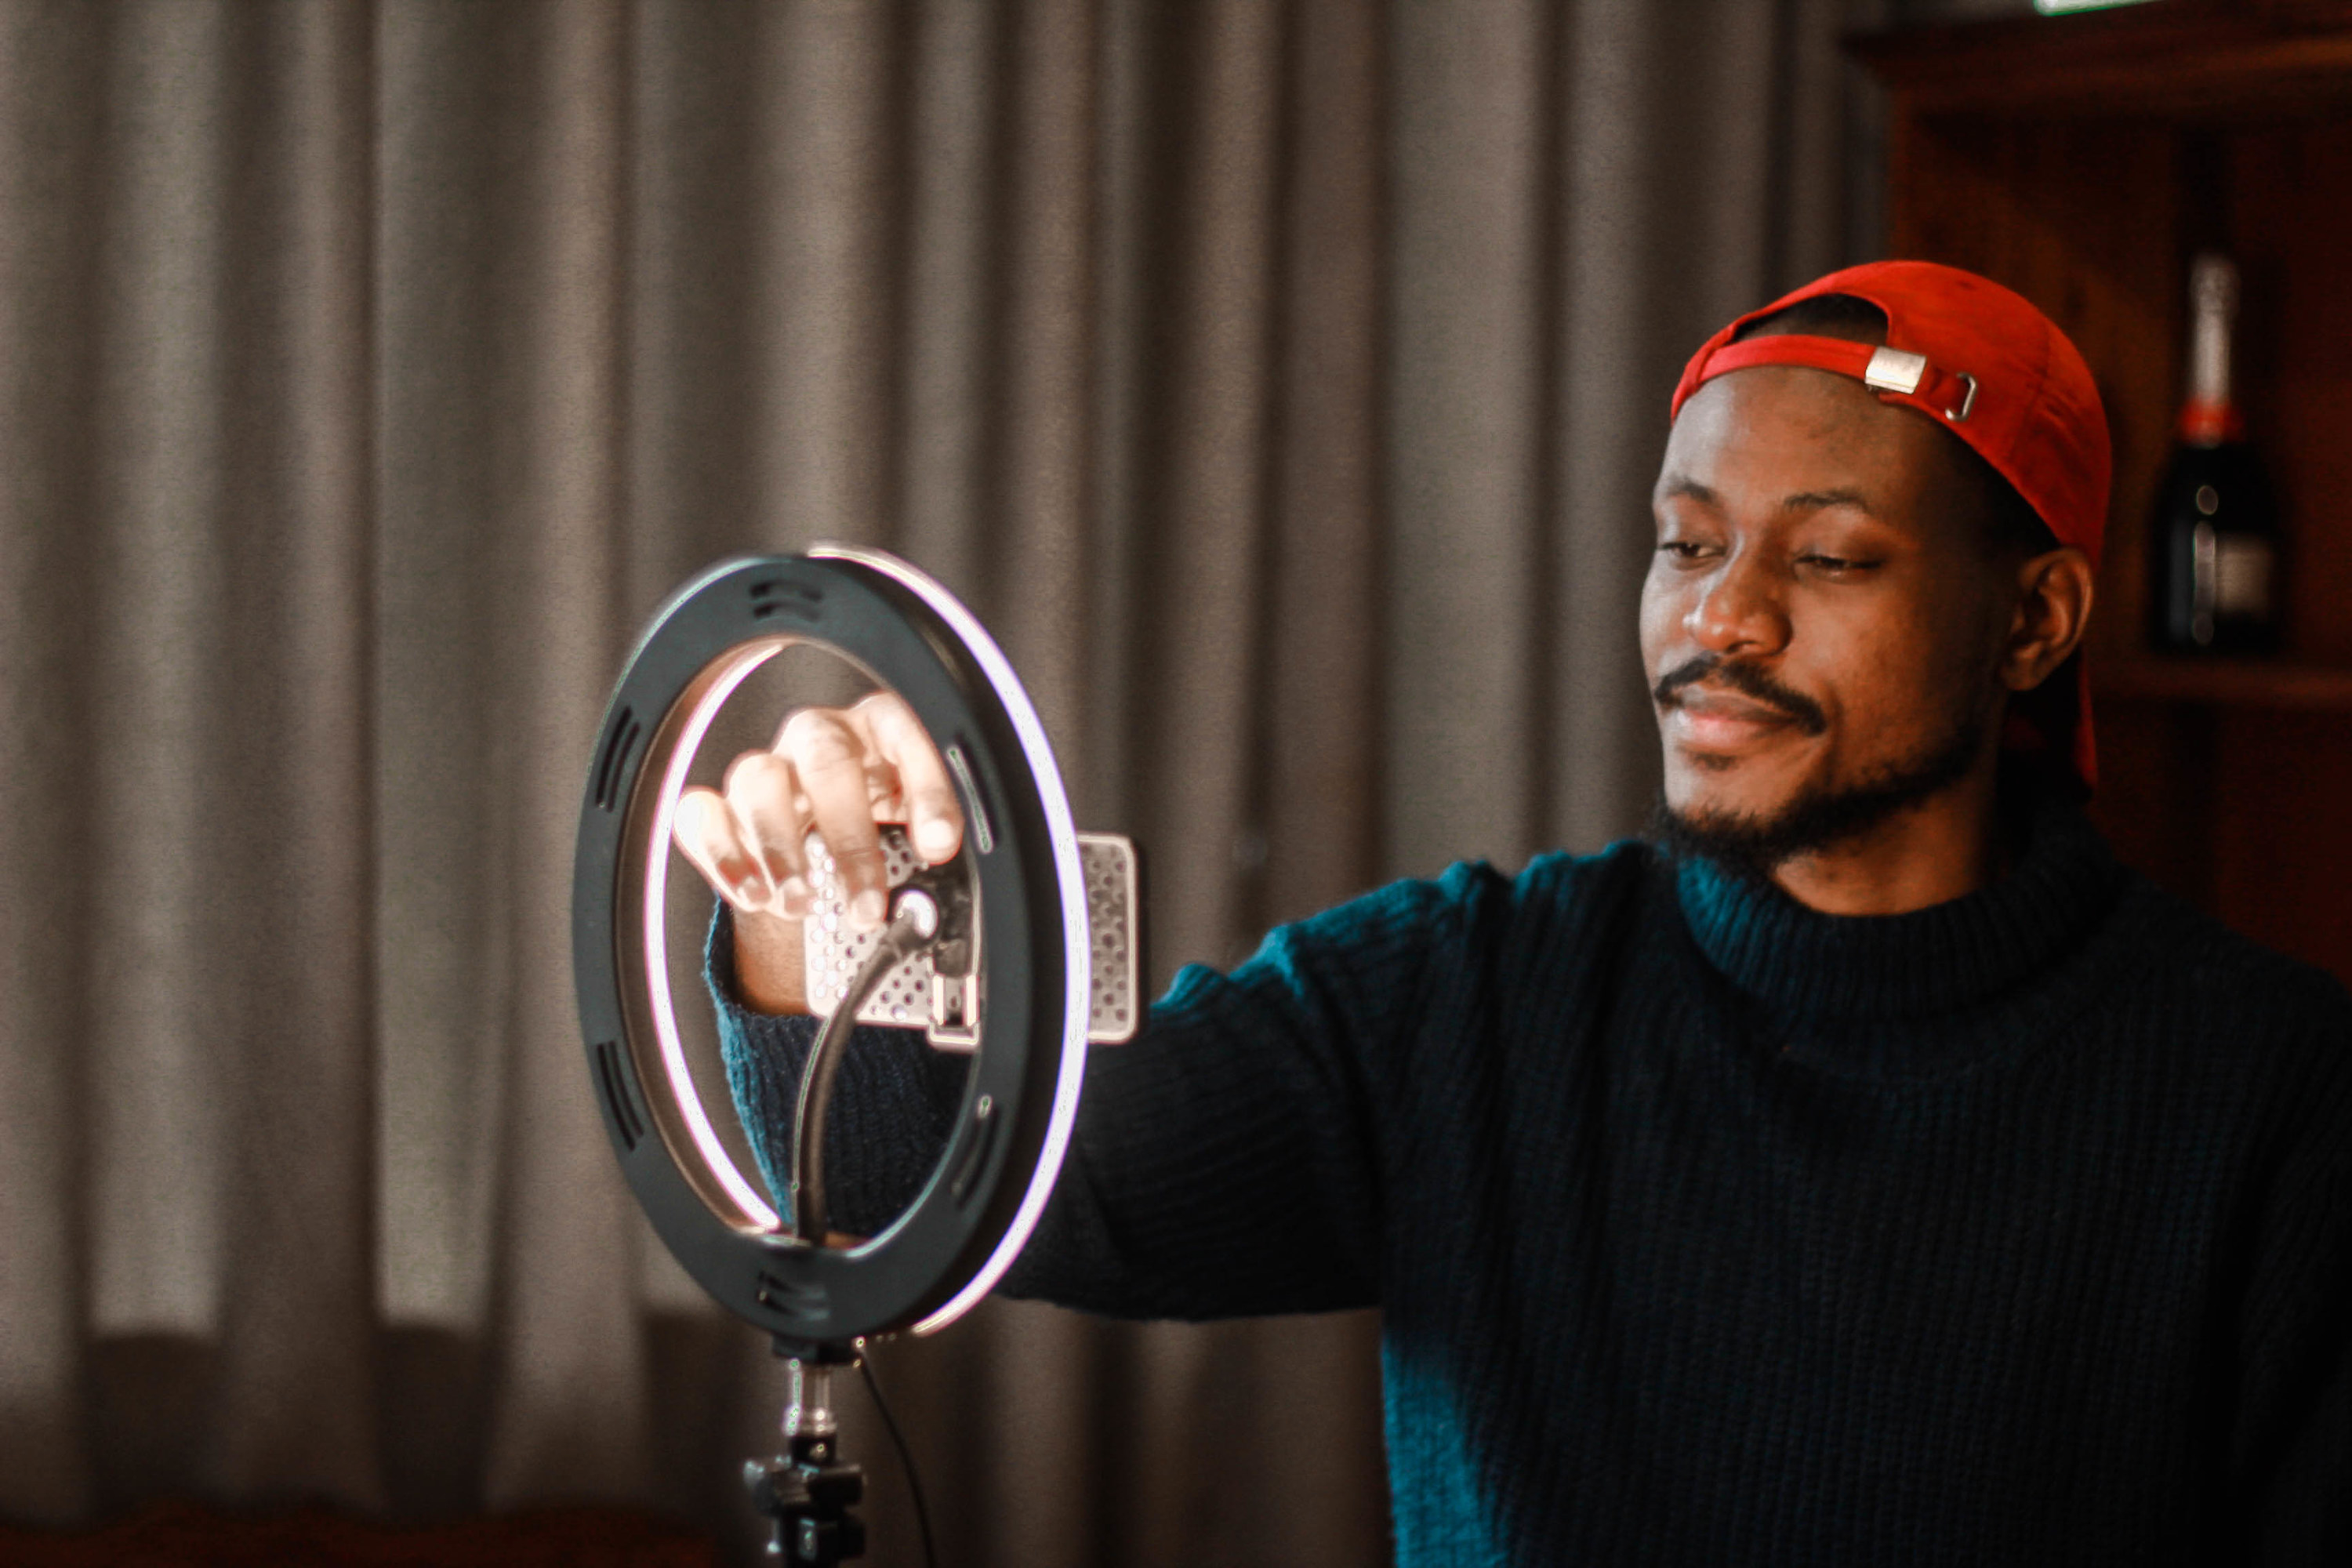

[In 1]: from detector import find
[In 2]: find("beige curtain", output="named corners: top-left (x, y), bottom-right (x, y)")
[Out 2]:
top-left (0, 1), bottom-right (1878, 1561)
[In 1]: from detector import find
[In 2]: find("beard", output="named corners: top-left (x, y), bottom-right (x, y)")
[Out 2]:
top-left (1650, 696), bottom-right (1991, 882)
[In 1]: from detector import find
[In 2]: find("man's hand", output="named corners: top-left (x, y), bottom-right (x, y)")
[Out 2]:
top-left (671, 691), bottom-right (964, 1014)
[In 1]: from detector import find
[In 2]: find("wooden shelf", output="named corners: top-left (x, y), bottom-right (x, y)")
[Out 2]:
top-left (2096, 655), bottom-right (2352, 709)
top-left (1853, 1), bottom-right (2352, 118)
top-left (1857, 2), bottom-right (2352, 985)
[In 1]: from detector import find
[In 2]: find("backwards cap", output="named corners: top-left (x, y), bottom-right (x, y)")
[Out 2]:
top-left (1670, 260), bottom-right (2112, 789)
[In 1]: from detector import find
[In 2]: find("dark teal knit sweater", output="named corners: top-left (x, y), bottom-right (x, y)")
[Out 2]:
top-left (711, 796), bottom-right (2352, 1563)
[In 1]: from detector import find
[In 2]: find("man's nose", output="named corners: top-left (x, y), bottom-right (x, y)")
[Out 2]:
top-left (1686, 550), bottom-right (1789, 656)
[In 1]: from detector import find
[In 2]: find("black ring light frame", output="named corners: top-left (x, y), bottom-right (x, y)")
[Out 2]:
top-left (572, 546), bottom-right (1093, 1359)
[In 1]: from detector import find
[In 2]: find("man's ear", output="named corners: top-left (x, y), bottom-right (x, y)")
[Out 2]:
top-left (2002, 546), bottom-right (2096, 693)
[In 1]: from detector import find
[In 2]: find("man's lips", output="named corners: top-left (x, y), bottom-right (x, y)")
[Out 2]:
top-left (1651, 656), bottom-right (1828, 750)
top-left (1659, 684), bottom-right (1811, 750)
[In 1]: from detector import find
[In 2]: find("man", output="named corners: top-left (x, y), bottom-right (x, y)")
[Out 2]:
top-left (677, 263), bottom-right (2351, 1561)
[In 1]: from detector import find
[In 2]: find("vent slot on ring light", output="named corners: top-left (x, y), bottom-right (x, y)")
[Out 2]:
top-left (593, 1039), bottom-right (645, 1150)
top-left (593, 709), bottom-right (642, 812)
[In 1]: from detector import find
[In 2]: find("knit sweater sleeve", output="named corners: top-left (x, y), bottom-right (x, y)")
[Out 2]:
top-left (2227, 996), bottom-right (2352, 1559)
top-left (997, 867), bottom-right (1494, 1319)
top-left (706, 864), bottom-right (1497, 1317)
top-left (706, 905), bottom-right (970, 1237)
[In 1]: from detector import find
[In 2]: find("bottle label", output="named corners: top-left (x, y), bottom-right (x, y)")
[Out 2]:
top-left (2215, 535), bottom-right (2274, 619)
top-left (2176, 398), bottom-right (2245, 446)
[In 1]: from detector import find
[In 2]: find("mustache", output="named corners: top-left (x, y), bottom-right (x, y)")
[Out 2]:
top-left (1652, 655), bottom-right (1828, 736)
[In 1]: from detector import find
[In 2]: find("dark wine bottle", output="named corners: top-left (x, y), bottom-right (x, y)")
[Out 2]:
top-left (2149, 253), bottom-right (2282, 655)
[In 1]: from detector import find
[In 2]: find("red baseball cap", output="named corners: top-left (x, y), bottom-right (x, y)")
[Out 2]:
top-left (1669, 260), bottom-right (2112, 789)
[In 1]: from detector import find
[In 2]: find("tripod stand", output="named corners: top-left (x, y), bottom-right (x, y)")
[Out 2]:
top-left (746, 1346), bottom-right (868, 1565)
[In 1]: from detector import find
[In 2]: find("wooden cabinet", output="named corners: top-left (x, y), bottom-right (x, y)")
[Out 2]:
top-left (1857, 1), bottom-right (2352, 983)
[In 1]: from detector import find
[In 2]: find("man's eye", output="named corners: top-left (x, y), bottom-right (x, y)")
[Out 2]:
top-left (1657, 540), bottom-right (1713, 561)
top-left (1799, 553), bottom-right (1875, 575)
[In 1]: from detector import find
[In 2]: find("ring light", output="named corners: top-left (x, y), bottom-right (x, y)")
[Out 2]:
top-left (571, 548), bottom-right (1125, 1357)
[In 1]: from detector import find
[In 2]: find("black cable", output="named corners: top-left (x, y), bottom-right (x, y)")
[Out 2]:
top-left (858, 1345), bottom-right (939, 1568)
top-left (791, 906), bottom-right (929, 1243)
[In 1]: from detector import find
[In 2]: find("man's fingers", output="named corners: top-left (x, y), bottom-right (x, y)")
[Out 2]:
top-left (855, 691), bottom-right (963, 865)
top-left (724, 750), bottom-right (811, 916)
top-left (673, 786), bottom-right (773, 913)
top-left (782, 707), bottom-right (891, 930)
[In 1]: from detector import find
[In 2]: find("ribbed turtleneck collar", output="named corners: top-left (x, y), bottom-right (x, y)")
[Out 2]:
top-left (1673, 790), bottom-right (2125, 1022)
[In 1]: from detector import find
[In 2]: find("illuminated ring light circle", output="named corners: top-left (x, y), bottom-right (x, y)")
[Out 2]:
top-left (572, 547), bottom-right (1089, 1350)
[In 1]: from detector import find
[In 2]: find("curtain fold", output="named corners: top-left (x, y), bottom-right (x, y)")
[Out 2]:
top-left (88, 0), bottom-right (236, 1351)
top-left (198, 0), bottom-right (377, 1500)
top-left (0, 0), bottom-right (105, 1518)
top-left (0, 1), bottom-right (1882, 1559)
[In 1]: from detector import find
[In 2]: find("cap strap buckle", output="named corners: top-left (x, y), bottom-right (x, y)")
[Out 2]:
top-left (1863, 346), bottom-right (1929, 396)
top-left (1864, 345), bottom-right (1976, 423)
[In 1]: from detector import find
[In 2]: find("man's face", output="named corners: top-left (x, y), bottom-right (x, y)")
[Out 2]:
top-left (1641, 365), bottom-right (2013, 856)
